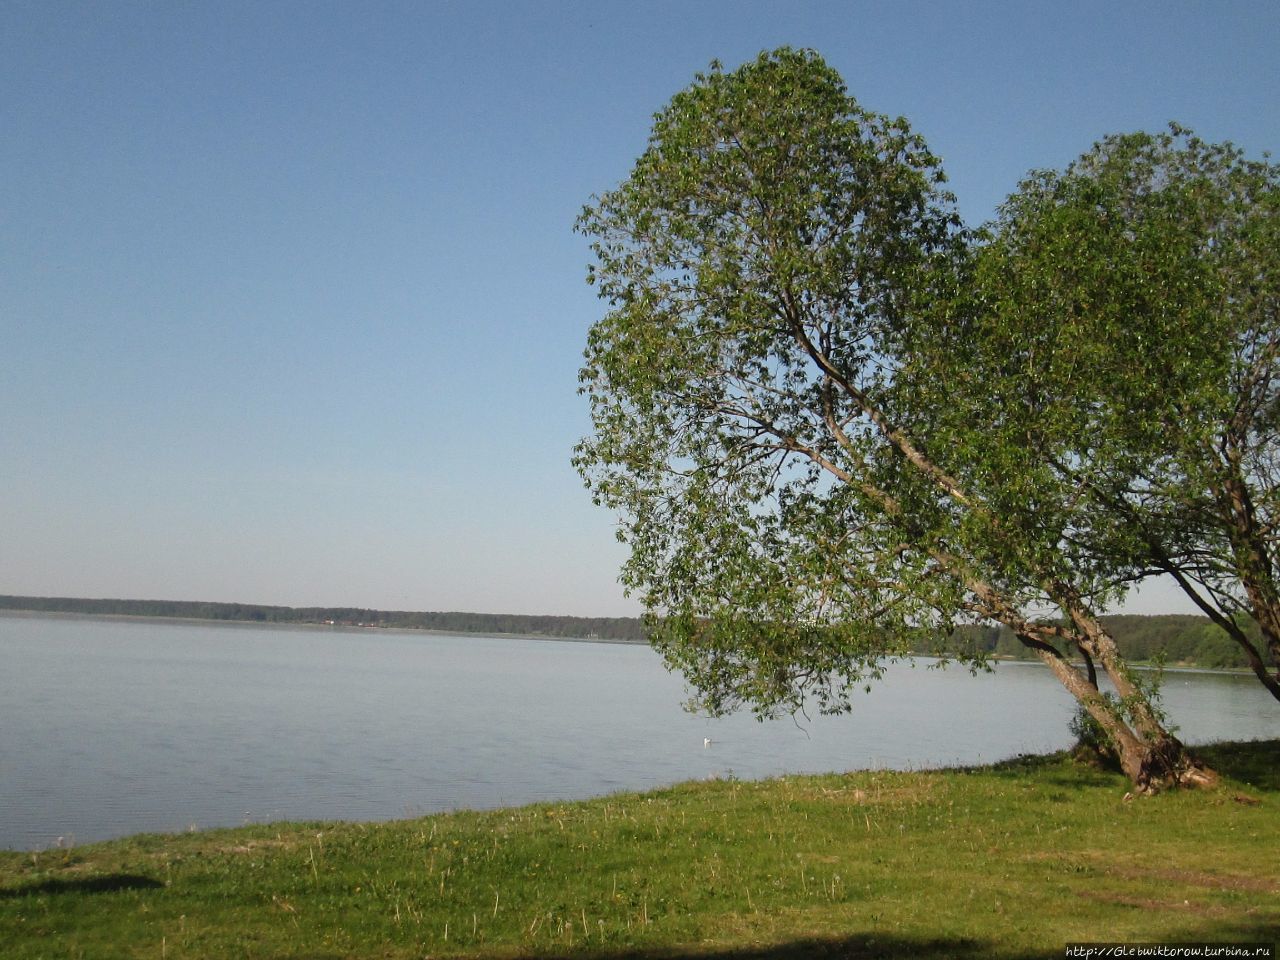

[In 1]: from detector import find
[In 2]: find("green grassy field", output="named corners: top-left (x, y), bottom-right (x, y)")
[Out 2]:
top-left (2, 741), bottom-right (1276, 959)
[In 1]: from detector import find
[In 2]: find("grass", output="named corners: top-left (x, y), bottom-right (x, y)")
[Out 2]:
top-left (1, 741), bottom-right (1276, 959)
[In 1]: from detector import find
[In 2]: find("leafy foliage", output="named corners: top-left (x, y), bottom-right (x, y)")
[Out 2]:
top-left (575, 49), bottom-right (973, 719)
top-left (574, 50), bottom-right (1229, 789)
top-left (971, 127), bottom-right (1280, 697)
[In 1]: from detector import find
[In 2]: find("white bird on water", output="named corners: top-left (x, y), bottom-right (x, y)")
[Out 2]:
top-left (703, 737), bottom-right (713, 748)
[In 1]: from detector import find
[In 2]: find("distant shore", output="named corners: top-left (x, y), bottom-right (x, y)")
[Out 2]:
top-left (0, 594), bottom-right (1266, 670)
top-left (1, 609), bottom-right (1257, 679)
top-left (0, 594), bottom-right (649, 643)
top-left (0, 606), bottom-right (649, 646)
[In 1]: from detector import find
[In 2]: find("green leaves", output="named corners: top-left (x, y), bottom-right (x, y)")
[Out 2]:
top-left (964, 127), bottom-right (1280, 694)
top-left (575, 49), bottom-right (966, 717)
top-left (574, 47), bottom-right (1279, 733)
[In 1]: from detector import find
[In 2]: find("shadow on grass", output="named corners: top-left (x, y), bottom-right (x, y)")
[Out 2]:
top-left (491, 918), bottom-right (1280, 960)
top-left (547, 936), bottom-right (1007, 958)
top-left (0, 873), bottom-right (164, 899)
top-left (1196, 738), bottom-right (1280, 791)
top-left (947, 750), bottom-right (1124, 791)
top-left (991, 751), bottom-right (1122, 786)
top-left (964, 739), bottom-right (1280, 793)
top-left (259, 936), bottom-right (1017, 960)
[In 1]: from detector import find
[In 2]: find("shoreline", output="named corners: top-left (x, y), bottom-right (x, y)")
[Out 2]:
top-left (0, 607), bottom-right (648, 646)
top-left (0, 608), bottom-right (1257, 672)
top-left (1, 739), bottom-right (1275, 956)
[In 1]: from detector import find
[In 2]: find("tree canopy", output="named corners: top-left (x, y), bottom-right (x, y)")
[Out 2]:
top-left (576, 49), bottom-right (966, 719)
top-left (575, 49), bottom-right (1218, 790)
top-left (969, 128), bottom-right (1280, 700)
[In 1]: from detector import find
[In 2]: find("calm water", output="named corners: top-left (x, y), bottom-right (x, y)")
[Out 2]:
top-left (2, 612), bottom-right (1277, 850)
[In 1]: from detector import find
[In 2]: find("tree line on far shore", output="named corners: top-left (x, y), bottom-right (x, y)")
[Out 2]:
top-left (0, 594), bottom-right (1259, 668)
top-left (0, 594), bottom-right (646, 643)
top-left (947, 615), bottom-right (1262, 669)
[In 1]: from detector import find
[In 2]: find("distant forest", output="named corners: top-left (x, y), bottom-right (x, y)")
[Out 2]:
top-left (0, 595), bottom-right (1261, 670)
top-left (943, 614), bottom-right (1261, 670)
top-left (0, 595), bottom-right (647, 642)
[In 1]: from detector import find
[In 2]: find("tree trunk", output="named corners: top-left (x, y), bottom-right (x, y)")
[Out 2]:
top-left (801, 345), bottom-right (1220, 793)
top-left (1025, 628), bottom-right (1218, 793)
top-left (1161, 560), bottom-right (1280, 702)
top-left (1220, 442), bottom-right (1280, 691)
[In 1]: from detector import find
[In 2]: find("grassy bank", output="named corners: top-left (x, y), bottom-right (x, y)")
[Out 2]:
top-left (2, 742), bottom-right (1276, 959)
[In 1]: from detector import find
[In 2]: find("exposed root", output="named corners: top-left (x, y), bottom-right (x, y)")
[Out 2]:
top-left (1131, 737), bottom-right (1219, 794)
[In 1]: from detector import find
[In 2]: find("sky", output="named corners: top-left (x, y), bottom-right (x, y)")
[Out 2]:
top-left (2, 2), bottom-right (1277, 617)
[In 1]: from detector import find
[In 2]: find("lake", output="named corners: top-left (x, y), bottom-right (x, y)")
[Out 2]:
top-left (2, 611), bottom-right (1277, 851)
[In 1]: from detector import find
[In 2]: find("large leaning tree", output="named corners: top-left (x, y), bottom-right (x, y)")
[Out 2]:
top-left (574, 48), bottom-right (1213, 791)
top-left (968, 128), bottom-right (1280, 702)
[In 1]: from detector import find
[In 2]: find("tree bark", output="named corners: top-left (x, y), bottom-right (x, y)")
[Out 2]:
top-left (1220, 437), bottom-right (1280, 677)
top-left (1025, 636), bottom-right (1216, 792)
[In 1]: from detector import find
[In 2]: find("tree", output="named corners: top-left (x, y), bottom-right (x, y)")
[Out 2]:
top-left (970, 128), bottom-right (1280, 701)
top-left (575, 49), bottom-right (1211, 791)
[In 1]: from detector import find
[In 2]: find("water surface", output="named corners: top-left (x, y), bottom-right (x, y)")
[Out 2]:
top-left (2, 612), bottom-right (1276, 850)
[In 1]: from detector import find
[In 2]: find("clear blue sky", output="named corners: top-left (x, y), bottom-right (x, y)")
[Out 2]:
top-left (2, 1), bottom-right (1276, 616)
